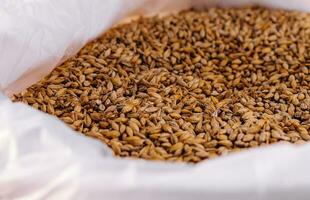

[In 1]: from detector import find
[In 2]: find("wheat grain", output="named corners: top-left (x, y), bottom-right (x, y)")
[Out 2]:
top-left (12, 7), bottom-right (310, 163)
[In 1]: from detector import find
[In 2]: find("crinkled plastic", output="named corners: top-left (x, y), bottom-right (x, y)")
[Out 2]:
top-left (0, 0), bottom-right (310, 199)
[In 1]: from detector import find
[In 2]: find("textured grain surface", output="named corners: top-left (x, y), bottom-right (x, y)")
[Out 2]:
top-left (13, 7), bottom-right (310, 163)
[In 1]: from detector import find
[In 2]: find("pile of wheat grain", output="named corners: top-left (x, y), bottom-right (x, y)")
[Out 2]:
top-left (13, 7), bottom-right (310, 163)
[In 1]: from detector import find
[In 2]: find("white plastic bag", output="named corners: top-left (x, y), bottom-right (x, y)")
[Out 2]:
top-left (1, 0), bottom-right (310, 199)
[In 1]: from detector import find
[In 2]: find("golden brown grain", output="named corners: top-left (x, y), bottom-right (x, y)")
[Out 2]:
top-left (12, 7), bottom-right (310, 163)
